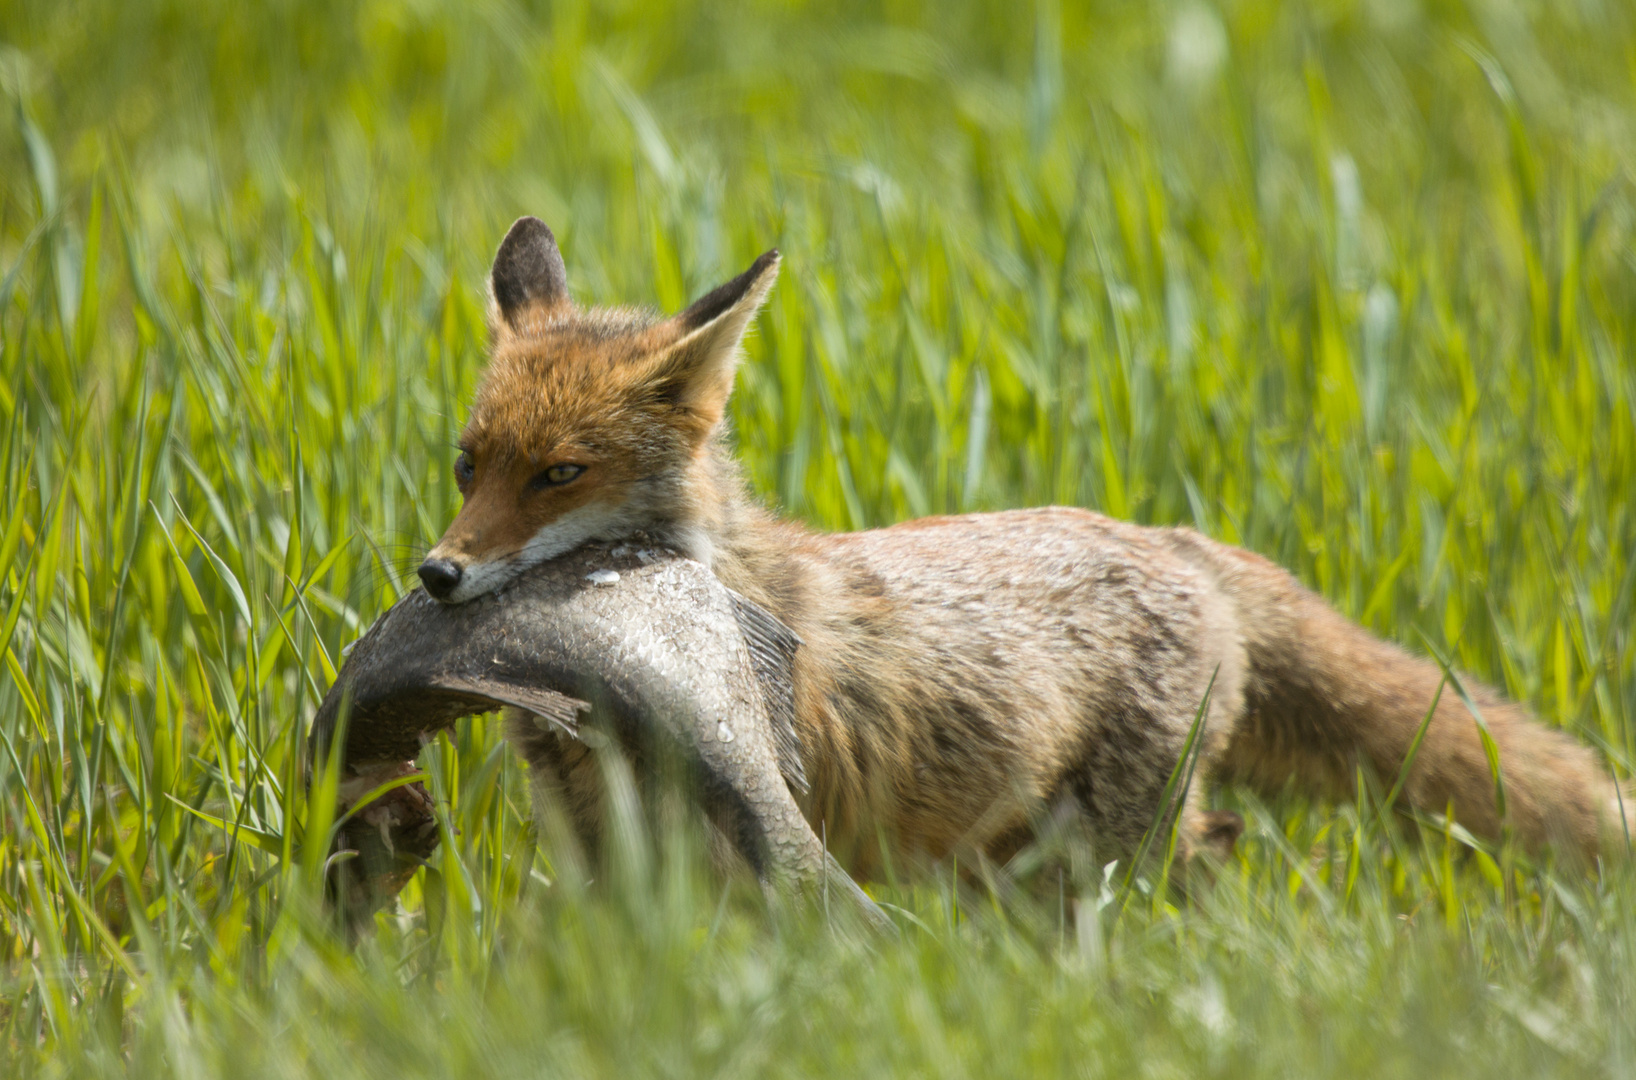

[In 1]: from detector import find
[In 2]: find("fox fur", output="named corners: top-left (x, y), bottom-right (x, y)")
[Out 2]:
top-left (424, 217), bottom-right (1630, 879)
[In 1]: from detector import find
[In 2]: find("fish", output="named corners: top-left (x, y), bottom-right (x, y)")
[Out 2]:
top-left (309, 540), bottom-right (889, 931)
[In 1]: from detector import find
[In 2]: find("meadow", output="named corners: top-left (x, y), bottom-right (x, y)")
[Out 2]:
top-left (1, 0), bottom-right (1634, 1074)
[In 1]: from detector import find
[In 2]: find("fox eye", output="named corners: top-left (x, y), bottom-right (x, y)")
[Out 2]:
top-left (454, 452), bottom-right (475, 485)
top-left (530, 463), bottom-right (585, 490)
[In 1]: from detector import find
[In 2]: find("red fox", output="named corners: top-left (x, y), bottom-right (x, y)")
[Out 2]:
top-left (419, 216), bottom-right (1629, 877)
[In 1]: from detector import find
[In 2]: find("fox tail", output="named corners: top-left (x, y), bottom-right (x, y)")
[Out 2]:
top-left (1203, 541), bottom-right (1630, 861)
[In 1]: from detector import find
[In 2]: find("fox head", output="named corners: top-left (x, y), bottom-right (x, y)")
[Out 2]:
top-left (417, 218), bottom-right (779, 604)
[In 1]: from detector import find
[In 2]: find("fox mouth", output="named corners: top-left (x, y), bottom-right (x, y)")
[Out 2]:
top-left (422, 501), bottom-right (646, 604)
top-left (418, 550), bottom-right (525, 604)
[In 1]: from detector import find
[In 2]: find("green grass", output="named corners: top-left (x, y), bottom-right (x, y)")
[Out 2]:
top-left (2, 0), bottom-right (1635, 1074)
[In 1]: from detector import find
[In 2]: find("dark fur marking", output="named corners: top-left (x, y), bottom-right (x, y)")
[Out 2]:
top-left (491, 217), bottom-right (569, 328)
top-left (847, 568), bottom-right (888, 598)
top-left (1074, 702), bottom-right (1174, 854)
top-left (677, 250), bottom-right (779, 332)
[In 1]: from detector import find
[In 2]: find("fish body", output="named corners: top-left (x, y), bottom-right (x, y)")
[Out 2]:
top-left (313, 541), bottom-right (883, 927)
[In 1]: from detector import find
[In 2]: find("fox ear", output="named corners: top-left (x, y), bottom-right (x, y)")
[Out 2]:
top-left (490, 217), bottom-right (571, 331)
top-left (647, 250), bottom-right (780, 426)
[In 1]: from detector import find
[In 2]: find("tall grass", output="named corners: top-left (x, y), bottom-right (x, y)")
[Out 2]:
top-left (0, 0), bottom-right (1633, 1074)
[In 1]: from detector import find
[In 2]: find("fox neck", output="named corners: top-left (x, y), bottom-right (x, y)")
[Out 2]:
top-left (641, 436), bottom-right (769, 563)
top-left (654, 437), bottom-right (810, 615)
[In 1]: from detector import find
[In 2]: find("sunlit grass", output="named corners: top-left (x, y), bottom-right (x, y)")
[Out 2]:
top-left (1, 0), bottom-right (1634, 1075)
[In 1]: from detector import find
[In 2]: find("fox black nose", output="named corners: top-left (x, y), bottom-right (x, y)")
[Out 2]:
top-left (417, 558), bottom-right (463, 600)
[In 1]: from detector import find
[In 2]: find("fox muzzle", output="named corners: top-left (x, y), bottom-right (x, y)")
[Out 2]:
top-left (417, 557), bottom-right (464, 601)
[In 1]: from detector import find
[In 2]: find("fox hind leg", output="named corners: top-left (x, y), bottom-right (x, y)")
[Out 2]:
top-left (1175, 783), bottom-right (1245, 865)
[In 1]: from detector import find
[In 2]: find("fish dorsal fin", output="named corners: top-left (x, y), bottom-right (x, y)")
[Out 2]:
top-left (428, 675), bottom-right (589, 738)
top-left (727, 590), bottom-right (808, 796)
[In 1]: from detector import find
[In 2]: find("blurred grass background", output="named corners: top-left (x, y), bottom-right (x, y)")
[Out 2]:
top-left (1, 0), bottom-right (1635, 1075)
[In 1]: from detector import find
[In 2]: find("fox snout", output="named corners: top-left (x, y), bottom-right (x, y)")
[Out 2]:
top-left (416, 558), bottom-right (464, 601)
top-left (414, 544), bottom-right (529, 605)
